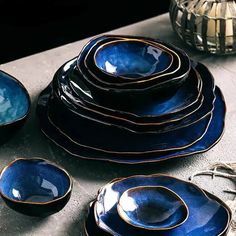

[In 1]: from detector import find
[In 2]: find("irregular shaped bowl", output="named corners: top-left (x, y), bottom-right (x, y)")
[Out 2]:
top-left (93, 174), bottom-right (231, 235)
top-left (75, 35), bottom-right (191, 104)
top-left (117, 186), bottom-right (189, 230)
top-left (0, 70), bottom-right (31, 144)
top-left (94, 39), bottom-right (173, 80)
top-left (0, 158), bottom-right (72, 217)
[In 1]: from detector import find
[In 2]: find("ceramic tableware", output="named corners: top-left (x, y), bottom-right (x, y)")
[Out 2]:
top-left (117, 186), bottom-right (189, 230)
top-left (92, 174), bottom-right (231, 235)
top-left (0, 70), bottom-right (30, 144)
top-left (0, 158), bottom-right (73, 217)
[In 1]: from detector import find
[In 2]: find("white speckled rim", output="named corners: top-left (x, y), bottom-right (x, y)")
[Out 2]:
top-left (90, 174), bottom-right (232, 236)
top-left (0, 157), bottom-right (73, 205)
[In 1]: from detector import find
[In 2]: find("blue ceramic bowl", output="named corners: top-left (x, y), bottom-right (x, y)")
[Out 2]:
top-left (117, 186), bottom-right (189, 230)
top-left (92, 174), bottom-right (231, 235)
top-left (0, 158), bottom-right (72, 217)
top-left (91, 38), bottom-right (174, 81)
top-left (0, 70), bottom-right (30, 144)
top-left (75, 35), bottom-right (191, 104)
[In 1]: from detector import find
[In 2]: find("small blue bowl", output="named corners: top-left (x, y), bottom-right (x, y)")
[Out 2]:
top-left (94, 39), bottom-right (173, 80)
top-left (0, 158), bottom-right (73, 217)
top-left (0, 70), bottom-right (31, 144)
top-left (117, 186), bottom-right (189, 230)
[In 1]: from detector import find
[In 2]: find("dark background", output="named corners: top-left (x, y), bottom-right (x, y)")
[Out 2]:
top-left (0, 1), bottom-right (170, 64)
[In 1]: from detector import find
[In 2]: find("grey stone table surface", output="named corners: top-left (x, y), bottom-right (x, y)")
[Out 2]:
top-left (0, 13), bottom-right (235, 236)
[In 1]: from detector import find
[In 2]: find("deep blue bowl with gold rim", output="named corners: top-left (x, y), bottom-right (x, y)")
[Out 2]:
top-left (94, 39), bottom-right (172, 80)
top-left (74, 35), bottom-right (191, 104)
top-left (0, 70), bottom-right (31, 144)
top-left (117, 186), bottom-right (189, 231)
top-left (0, 158), bottom-right (73, 217)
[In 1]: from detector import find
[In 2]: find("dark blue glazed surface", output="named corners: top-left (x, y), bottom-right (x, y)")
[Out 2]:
top-left (0, 159), bottom-right (70, 202)
top-left (117, 186), bottom-right (188, 230)
top-left (58, 58), bottom-right (201, 119)
top-left (94, 40), bottom-right (172, 79)
top-left (0, 158), bottom-right (72, 216)
top-left (0, 71), bottom-right (30, 125)
top-left (36, 85), bottom-right (225, 164)
top-left (76, 35), bottom-right (190, 93)
top-left (94, 175), bottom-right (230, 235)
top-left (53, 63), bottom-right (204, 134)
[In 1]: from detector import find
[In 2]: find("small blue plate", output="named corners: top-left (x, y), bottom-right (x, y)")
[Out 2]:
top-left (51, 60), bottom-right (207, 134)
top-left (54, 58), bottom-right (203, 133)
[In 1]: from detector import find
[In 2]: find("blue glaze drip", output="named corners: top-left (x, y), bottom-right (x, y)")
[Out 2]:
top-left (0, 159), bottom-right (70, 203)
top-left (95, 41), bottom-right (171, 79)
top-left (0, 71), bottom-right (29, 125)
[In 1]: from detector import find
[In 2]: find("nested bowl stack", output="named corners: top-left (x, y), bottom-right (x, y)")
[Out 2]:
top-left (84, 174), bottom-right (232, 235)
top-left (36, 34), bottom-right (226, 164)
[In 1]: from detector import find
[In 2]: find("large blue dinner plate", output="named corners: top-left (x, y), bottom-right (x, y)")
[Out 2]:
top-left (53, 58), bottom-right (203, 133)
top-left (91, 175), bottom-right (231, 236)
top-left (36, 85), bottom-right (225, 164)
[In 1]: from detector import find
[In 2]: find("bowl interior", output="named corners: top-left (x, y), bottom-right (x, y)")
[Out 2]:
top-left (117, 186), bottom-right (188, 230)
top-left (0, 71), bottom-right (30, 125)
top-left (94, 40), bottom-right (172, 79)
top-left (0, 159), bottom-right (70, 203)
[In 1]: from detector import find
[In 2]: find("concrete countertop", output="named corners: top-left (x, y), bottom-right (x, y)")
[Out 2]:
top-left (0, 13), bottom-right (235, 236)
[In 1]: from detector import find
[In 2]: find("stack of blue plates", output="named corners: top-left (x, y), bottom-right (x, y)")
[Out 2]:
top-left (85, 174), bottom-right (232, 235)
top-left (36, 35), bottom-right (226, 164)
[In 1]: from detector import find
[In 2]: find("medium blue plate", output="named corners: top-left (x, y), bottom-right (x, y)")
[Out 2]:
top-left (54, 58), bottom-right (203, 133)
top-left (58, 58), bottom-right (201, 117)
top-left (51, 62), bottom-right (208, 134)
top-left (47, 62), bottom-right (214, 151)
top-left (36, 85), bottom-right (225, 164)
top-left (93, 175), bottom-right (231, 235)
